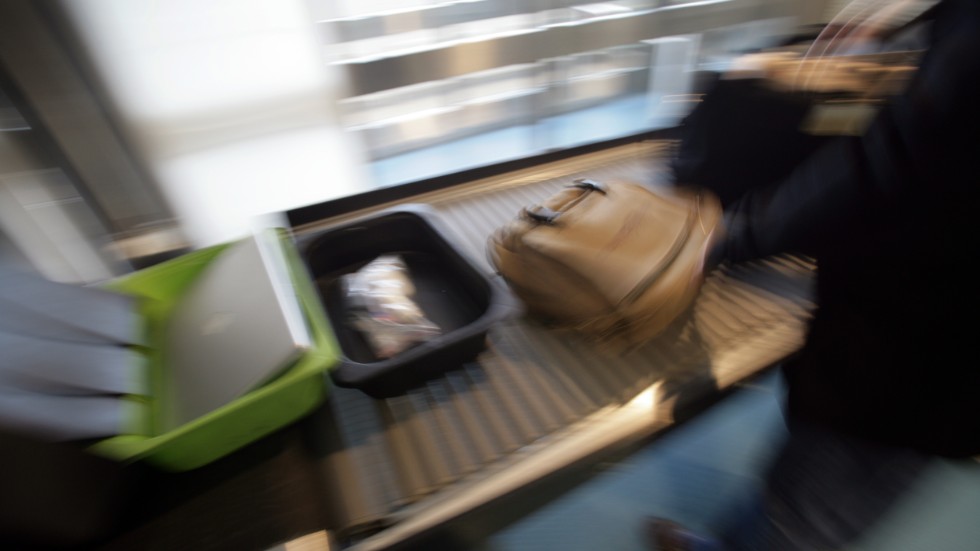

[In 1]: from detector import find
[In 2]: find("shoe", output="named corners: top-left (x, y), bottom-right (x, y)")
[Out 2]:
top-left (646, 518), bottom-right (727, 551)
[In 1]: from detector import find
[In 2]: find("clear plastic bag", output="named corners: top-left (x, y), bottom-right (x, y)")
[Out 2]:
top-left (343, 255), bottom-right (441, 359)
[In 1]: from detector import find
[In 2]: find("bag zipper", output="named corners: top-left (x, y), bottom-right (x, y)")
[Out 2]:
top-left (620, 201), bottom-right (699, 306)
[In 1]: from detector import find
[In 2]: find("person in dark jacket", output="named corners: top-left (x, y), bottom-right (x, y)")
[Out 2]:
top-left (652, 0), bottom-right (980, 549)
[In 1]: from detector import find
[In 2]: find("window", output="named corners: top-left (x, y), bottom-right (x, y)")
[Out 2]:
top-left (312, 0), bottom-right (798, 187)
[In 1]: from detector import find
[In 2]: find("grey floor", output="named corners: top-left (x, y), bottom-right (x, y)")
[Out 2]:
top-left (486, 371), bottom-right (980, 551)
top-left (366, 104), bottom-right (980, 551)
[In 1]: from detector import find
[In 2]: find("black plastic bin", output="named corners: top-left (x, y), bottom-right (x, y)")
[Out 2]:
top-left (298, 205), bottom-right (519, 398)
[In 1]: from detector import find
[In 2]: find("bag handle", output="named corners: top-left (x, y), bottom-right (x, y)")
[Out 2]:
top-left (570, 178), bottom-right (607, 194)
top-left (522, 179), bottom-right (607, 224)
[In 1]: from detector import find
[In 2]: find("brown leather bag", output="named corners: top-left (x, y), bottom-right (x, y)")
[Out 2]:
top-left (487, 179), bottom-right (722, 347)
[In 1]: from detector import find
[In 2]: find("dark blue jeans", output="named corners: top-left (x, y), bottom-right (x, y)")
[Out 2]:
top-left (720, 419), bottom-right (932, 551)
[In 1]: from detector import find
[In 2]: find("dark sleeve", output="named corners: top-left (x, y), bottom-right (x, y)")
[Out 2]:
top-left (716, 0), bottom-right (980, 264)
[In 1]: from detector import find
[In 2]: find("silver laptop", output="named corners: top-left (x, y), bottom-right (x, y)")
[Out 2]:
top-left (161, 230), bottom-right (311, 430)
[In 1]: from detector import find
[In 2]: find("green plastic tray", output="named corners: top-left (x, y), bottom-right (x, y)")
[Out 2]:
top-left (88, 229), bottom-right (338, 471)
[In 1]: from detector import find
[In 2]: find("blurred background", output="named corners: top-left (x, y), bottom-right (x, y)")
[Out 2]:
top-left (7, 4), bottom-right (975, 550)
top-left (1, 0), bottom-right (839, 284)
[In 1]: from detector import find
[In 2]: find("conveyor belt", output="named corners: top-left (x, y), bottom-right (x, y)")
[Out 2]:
top-left (297, 141), bottom-right (816, 547)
